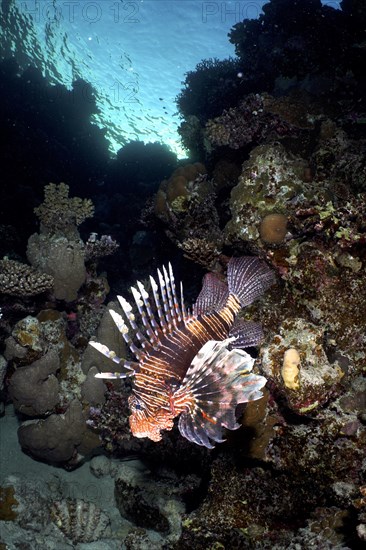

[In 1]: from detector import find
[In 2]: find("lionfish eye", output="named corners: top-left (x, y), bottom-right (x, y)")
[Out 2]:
top-left (135, 402), bottom-right (142, 410)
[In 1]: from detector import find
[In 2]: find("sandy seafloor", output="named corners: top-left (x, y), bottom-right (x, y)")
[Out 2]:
top-left (0, 403), bottom-right (141, 549)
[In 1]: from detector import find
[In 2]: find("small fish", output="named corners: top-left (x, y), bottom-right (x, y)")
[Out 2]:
top-left (89, 257), bottom-right (275, 448)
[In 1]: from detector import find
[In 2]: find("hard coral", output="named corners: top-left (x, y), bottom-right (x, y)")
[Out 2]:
top-left (27, 182), bottom-right (95, 301)
top-left (0, 258), bottom-right (54, 297)
top-left (259, 213), bottom-right (288, 245)
top-left (281, 348), bottom-right (301, 390)
top-left (34, 182), bottom-right (94, 234)
top-left (18, 399), bottom-right (100, 465)
top-left (155, 163), bottom-right (207, 217)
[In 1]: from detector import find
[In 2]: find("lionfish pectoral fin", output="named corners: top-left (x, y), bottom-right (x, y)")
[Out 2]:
top-left (173, 339), bottom-right (267, 448)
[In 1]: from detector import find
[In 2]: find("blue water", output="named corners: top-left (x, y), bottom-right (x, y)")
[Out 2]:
top-left (4, 0), bottom-right (341, 157)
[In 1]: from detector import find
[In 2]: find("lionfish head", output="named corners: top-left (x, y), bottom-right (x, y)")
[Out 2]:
top-left (128, 395), bottom-right (174, 442)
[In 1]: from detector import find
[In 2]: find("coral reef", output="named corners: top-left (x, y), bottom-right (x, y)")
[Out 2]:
top-left (1, 1), bottom-right (366, 548)
top-left (84, 233), bottom-right (120, 263)
top-left (154, 164), bottom-right (224, 270)
top-left (204, 93), bottom-right (297, 151)
top-left (3, 306), bottom-right (110, 465)
top-left (224, 142), bottom-right (310, 250)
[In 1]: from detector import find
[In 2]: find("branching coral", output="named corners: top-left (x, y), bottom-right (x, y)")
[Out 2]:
top-left (0, 258), bottom-right (54, 296)
top-left (84, 234), bottom-right (119, 263)
top-left (34, 182), bottom-right (94, 234)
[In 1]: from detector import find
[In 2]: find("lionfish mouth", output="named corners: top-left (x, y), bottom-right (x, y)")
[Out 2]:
top-left (129, 407), bottom-right (174, 442)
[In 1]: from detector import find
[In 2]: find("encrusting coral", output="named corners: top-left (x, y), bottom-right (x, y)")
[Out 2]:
top-left (259, 213), bottom-right (288, 245)
top-left (281, 348), bottom-right (301, 390)
top-left (261, 318), bottom-right (345, 414)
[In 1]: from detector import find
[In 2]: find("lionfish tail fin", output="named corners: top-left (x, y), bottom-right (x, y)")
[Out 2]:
top-left (227, 256), bottom-right (275, 307)
top-left (173, 339), bottom-right (267, 448)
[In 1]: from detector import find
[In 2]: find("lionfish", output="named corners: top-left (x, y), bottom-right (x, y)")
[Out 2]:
top-left (89, 256), bottom-right (275, 448)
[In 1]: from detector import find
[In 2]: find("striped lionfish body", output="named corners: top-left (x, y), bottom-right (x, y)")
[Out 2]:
top-left (89, 256), bottom-right (275, 448)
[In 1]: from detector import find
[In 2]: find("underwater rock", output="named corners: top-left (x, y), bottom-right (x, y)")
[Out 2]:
top-left (204, 93), bottom-right (297, 151)
top-left (114, 461), bottom-right (184, 541)
top-left (27, 232), bottom-right (86, 302)
top-left (18, 399), bottom-right (100, 465)
top-left (50, 498), bottom-right (111, 543)
top-left (8, 350), bottom-right (60, 416)
top-left (0, 475), bottom-right (51, 531)
top-left (261, 318), bottom-right (345, 414)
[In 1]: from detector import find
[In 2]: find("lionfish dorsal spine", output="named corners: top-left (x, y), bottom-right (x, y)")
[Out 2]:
top-left (89, 340), bottom-right (137, 379)
top-left (131, 286), bottom-right (160, 347)
top-left (168, 262), bottom-right (182, 323)
top-left (150, 274), bottom-right (168, 333)
top-left (135, 281), bottom-right (161, 339)
top-left (109, 308), bottom-right (142, 359)
top-left (180, 281), bottom-right (188, 324)
top-left (157, 268), bottom-right (173, 331)
top-left (163, 264), bottom-right (182, 328)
